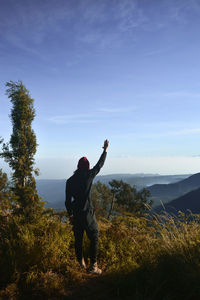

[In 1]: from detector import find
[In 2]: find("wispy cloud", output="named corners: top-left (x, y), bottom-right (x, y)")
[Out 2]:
top-left (48, 113), bottom-right (98, 125)
top-left (76, 0), bottom-right (146, 49)
top-left (144, 47), bottom-right (172, 57)
top-left (109, 127), bottom-right (200, 140)
top-left (116, 0), bottom-right (147, 32)
top-left (169, 128), bottom-right (200, 136)
top-left (98, 106), bottom-right (136, 113)
top-left (76, 0), bottom-right (200, 53)
top-left (5, 34), bottom-right (47, 61)
top-left (1, 0), bottom-right (197, 57)
top-left (48, 105), bottom-right (136, 125)
top-left (166, 0), bottom-right (200, 25)
top-left (145, 127), bottom-right (200, 138)
top-left (136, 90), bottom-right (200, 99)
top-left (0, 0), bottom-right (72, 59)
top-left (163, 91), bottom-right (200, 98)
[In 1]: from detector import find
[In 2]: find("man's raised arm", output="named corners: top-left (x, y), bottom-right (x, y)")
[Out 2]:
top-left (90, 139), bottom-right (109, 178)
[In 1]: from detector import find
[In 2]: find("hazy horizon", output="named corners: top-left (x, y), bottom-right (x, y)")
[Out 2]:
top-left (0, 156), bottom-right (196, 180)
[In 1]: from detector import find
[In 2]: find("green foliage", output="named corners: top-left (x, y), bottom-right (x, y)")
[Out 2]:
top-left (91, 181), bottom-right (113, 218)
top-left (0, 211), bottom-right (75, 293)
top-left (0, 169), bottom-right (18, 215)
top-left (109, 179), bottom-right (152, 215)
top-left (0, 169), bottom-right (12, 210)
top-left (1, 210), bottom-right (200, 299)
top-left (91, 180), bottom-right (152, 220)
top-left (0, 81), bottom-right (41, 217)
top-left (98, 213), bottom-right (200, 300)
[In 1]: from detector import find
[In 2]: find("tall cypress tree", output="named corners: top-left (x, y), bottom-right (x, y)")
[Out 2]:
top-left (0, 81), bottom-right (41, 216)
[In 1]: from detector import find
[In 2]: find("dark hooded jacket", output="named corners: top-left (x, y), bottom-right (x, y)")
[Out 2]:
top-left (65, 150), bottom-right (107, 216)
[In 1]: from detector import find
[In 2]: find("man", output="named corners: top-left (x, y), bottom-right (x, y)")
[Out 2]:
top-left (65, 140), bottom-right (109, 274)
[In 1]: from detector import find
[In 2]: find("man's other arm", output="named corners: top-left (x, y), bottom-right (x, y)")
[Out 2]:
top-left (65, 180), bottom-right (73, 216)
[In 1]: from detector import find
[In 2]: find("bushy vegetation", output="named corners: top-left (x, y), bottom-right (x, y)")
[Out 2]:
top-left (1, 207), bottom-right (200, 299)
top-left (0, 81), bottom-right (41, 220)
top-left (91, 180), bottom-right (152, 219)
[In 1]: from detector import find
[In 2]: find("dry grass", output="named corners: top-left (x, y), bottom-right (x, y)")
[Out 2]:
top-left (1, 211), bottom-right (200, 299)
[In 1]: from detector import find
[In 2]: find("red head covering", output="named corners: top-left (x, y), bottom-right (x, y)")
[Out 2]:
top-left (77, 157), bottom-right (90, 170)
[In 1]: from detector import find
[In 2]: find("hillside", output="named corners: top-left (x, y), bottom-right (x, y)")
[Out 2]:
top-left (155, 186), bottom-right (200, 214)
top-left (1, 212), bottom-right (200, 299)
top-left (36, 174), bottom-right (189, 210)
top-left (148, 172), bottom-right (200, 206)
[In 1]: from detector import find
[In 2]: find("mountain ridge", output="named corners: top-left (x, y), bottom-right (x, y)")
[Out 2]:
top-left (155, 187), bottom-right (200, 214)
top-left (147, 173), bottom-right (200, 206)
top-left (36, 173), bottom-right (190, 210)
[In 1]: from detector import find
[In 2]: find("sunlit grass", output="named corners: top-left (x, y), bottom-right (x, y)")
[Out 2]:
top-left (1, 211), bottom-right (200, 299)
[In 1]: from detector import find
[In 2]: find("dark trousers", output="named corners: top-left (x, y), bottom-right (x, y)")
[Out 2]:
top-left (73, 209), bottom-right (99, 264)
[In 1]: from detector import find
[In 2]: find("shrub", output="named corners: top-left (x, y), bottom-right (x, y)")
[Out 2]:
top-left (1, 211), bottom-right (200, 299)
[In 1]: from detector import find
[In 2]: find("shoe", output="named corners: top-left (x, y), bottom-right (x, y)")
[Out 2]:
top-left (88, 262), bottom-right (102, 275)
top-left (78, 258), bottom-right (86, 269)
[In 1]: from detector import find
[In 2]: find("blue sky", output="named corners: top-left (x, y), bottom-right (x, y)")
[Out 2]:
top-left (1, 0), bottom-right (200, 178)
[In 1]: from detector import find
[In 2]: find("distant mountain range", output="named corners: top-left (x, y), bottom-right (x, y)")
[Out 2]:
top-left (36, 179), bottom-right (66, 210)
top-left (157, 187), bottom-right (200, 214)
top-left (36, 173), bottom-right (190, 210)
top-left (94, 174), bottom-right (189, 189)
top-left (147, 173), bottom-right (200, 207)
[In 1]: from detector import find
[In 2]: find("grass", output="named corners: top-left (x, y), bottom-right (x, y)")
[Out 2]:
top-left (1, 211), bottom-right (200, 299)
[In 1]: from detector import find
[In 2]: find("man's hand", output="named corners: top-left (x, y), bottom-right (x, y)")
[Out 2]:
top-left (103, 139), bottom-right (109, 152)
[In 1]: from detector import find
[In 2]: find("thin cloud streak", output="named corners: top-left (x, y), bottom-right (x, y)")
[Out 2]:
top-left (163, 91), bottom-right (200, 98)
top-left (111, 127), bottom-right (200, 140)
top-left (136, 91), bottom-right (200, 99)
top-left (49, 105), bottom-right (136, 124)
top-left (147, 128), bottom-right (200, 138)
top-left (98, 106), bottom-right (136, 113)
top-left (169, 128), bottom-right (200, 136)
top-left (48, 114), bottom-right (98, 125)
top-left (143, 47), bottom-right (172, 57)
